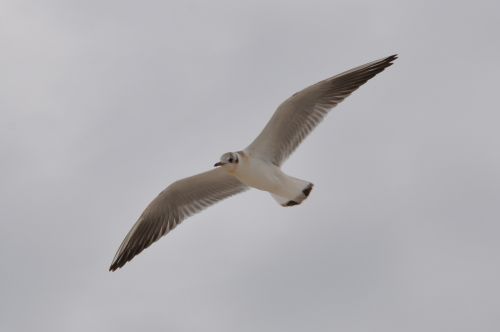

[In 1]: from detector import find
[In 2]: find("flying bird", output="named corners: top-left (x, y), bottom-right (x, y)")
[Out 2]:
top-left (109, 54), bottom-right (397, 271)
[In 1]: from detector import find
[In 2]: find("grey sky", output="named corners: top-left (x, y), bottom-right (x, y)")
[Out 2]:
top-left (1, 0), bottom-right (499, 331)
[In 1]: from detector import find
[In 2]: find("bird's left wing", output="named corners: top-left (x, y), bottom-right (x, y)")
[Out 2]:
top-left (246, 55), bottom-right (397, 166)
top-left (109, 167), bottom-right (248, 271)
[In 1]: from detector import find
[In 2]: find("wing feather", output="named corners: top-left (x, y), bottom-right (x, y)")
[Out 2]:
top-left (246, 55), bottom-right (397, 165)
top-left (109, 168), bottom-right (247, 271)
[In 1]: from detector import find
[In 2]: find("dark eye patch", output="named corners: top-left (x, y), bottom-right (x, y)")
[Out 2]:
top-left (228, 158), bottom-right (233, 163)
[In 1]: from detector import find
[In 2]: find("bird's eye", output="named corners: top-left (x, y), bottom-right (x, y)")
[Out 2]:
top-left (228, 158), bottom-right (233, 163)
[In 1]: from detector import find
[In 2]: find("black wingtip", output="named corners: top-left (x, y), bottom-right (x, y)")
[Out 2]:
top-left (109, 254), bottom-right (128, 272)
top-left (384, 54), bottom-right (398, 65)
top-left (109, 255), bottom-right (129, 272)
top-left (109, 262), bottom-right (119, 272)
top-left (359, 53), bottom-right (398, 78)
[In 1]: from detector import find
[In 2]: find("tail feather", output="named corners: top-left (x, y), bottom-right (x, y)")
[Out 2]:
top-left (271, 193), bottom-right (291, 206)
top-left (271, 182), bottom-right (313, 207)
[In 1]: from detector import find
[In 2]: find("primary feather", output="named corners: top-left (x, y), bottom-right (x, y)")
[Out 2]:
top-left (109, 168), bottom-right (247, 271)
top-left (246, 55), bottom-right (397, 165)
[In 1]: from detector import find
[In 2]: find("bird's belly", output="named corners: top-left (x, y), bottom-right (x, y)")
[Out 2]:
top-left (233, 161), bottom-right (282, 192)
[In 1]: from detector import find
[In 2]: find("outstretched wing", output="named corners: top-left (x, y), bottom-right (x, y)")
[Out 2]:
top-left (109, 168), bottom-right (248, 271)
top-left (246, 54), bottom-right (397, 166)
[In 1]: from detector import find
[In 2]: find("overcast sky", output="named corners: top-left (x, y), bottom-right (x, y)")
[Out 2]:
top-left (1, 0), bottom-right (499, 331)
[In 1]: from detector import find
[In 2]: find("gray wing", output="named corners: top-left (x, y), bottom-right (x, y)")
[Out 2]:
top-left (109, 167), bottom-right (248, 271)
top-left (246, 54), bottom-right (397, 166)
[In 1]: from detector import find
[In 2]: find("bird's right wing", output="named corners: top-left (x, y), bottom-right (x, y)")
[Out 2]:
top-left (109, 167), bottom-right (248, 271)
top-left (246, 55), bottom-right (397, 166)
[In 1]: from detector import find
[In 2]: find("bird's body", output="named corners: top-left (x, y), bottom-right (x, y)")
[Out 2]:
top-left (109, 54), bottom-right (398, 271)
top-left (228, 151), bottom-right (281, 191)
top-left (228, 151), bottom-right (312, 206)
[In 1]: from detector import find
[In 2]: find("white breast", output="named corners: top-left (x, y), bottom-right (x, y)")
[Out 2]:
top-left (232, 154), bottom-right (283, 192)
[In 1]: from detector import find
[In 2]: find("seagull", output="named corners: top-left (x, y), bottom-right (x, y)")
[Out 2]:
top-left (109, 54), bottom-right (397, 271)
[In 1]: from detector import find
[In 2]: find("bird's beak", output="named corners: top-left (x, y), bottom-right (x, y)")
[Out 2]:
top-left (214, 162), bottom-right (224, 167)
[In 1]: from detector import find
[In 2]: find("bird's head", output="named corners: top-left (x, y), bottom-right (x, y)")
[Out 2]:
top-left (214, 152), bottom-right (239, 170)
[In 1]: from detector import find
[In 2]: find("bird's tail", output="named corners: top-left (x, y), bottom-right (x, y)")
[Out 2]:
top-left (271, 179), bottom-right (313, 207)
